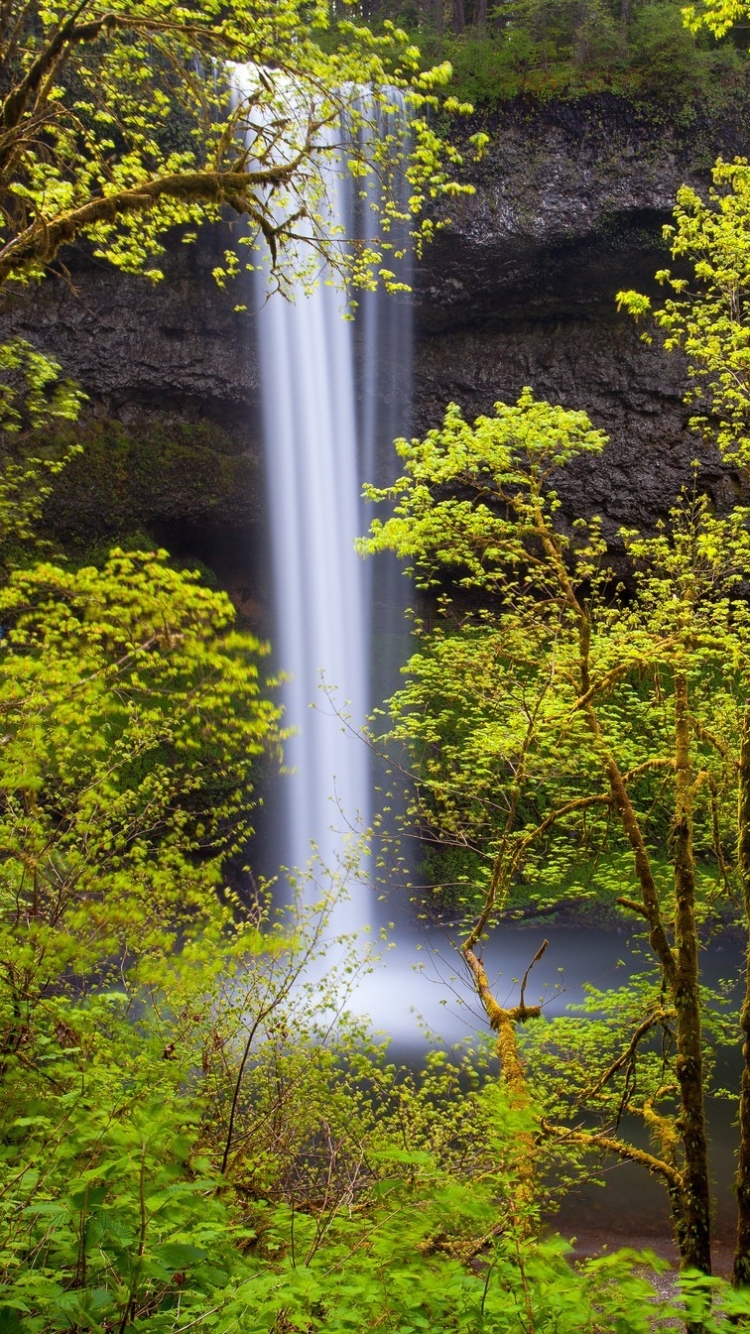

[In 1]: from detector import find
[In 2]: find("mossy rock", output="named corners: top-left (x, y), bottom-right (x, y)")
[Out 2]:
top-left (42, 414), bottom-right (262, 550)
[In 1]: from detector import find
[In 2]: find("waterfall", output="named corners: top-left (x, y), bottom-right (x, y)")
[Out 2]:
top-left (234, 73), bottom-right (412, 926)
top-left (356, 105), bottom-right (414, 725)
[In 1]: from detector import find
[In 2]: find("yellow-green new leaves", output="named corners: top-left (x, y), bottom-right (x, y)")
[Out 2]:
top-left (618, 159), bottom-right (750, 467)
top-left (360, 392), bottom-right (611, 906)
top-left (0, 549), bottom-right (281, 989)
top-left (0, 0), bottom-right (472, 297)
top-left (361, 390), bottom-right (607, 590)
top-left (0, 340), bottom-right (84, 434)
top-left (361, 392), bottom-right (750, 934)
top-left (362, 395), bottom-right (750, 1271)
top-left (0, 340), bottom-right (86, 571)
top-left (682, 0), bottom-right (749, 37)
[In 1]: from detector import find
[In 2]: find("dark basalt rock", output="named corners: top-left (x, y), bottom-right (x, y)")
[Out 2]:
top-left (1, 231), bottom-right (269, 608)
top-left (4, 231), bottom-right (256, 434)
top-left (415, 92), bottom-right (750, 328)
top-left (2, 91), bottom-right (750, 566)
top-left (411, 92), bottom-right (750, 535)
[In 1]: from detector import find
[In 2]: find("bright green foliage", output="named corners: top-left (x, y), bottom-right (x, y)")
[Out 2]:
top-left (0, 429), bottom-right (747, 1332)
top-left (618, 158), bottom-right (750, 467)
top-left (0, 1087), bottom-right (245, 1334)
top-left (363, 387), bottom-right (607, 583)
top-left (0, 922), bottom-right (689, 1334)
top-left (0, 0), bottom-right (476, 297)
top-left (232, 1178), bottom-right (668, 1334)
top-left (361, 390), bottom-right (610, 904)
top-left (683, 0), bottom-right (750, 38)
top-left (0, 400), bottom-right (715, 1332)
top-left (0, 1044), bottom-right (685, 1334)
top-left (362, 390), bottom-right (750, 918)
top-left (0, 340), bottom-right (85, 567)
top-left (0, 340), bottom-right (84, 435)
top-left (0, 549), bottom-right (282, 1003)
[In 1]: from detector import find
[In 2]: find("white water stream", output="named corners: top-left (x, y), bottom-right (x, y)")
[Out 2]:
top-left (234, 75), bottom-right (412, 932)
top-left (255, 213), bottom-right (368, 922)
top-left (234, 75), bottom-right (649, 1042)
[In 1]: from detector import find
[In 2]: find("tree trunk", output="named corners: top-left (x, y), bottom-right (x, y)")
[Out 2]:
top-left (734, 708), bottom-right (750, 1285)
top-left (472, 0), bottom-right (487, 28)
top-left (452, 0), bottom-right (465, 36)
top-left (672, 671), bottom-right (712, 1274)
top-left (463, 939), bottom-right (542, 1225)
top-left (433, 0), bottom-right (444, 35)
top-left (618, 0), bottom-right (631, 59)
top-left (535, 510), bottom-right (712, 1275)
top-left (579, 620), bottom-right (711, 1272)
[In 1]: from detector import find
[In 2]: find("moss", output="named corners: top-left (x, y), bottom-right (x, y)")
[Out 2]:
top-left (39, 414), bottom-right (261, 552)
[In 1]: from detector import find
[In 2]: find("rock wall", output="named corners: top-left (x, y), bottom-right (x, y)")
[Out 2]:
top-left (412, 93), bottom-right (750, 536)
top-left (3, 92), bottom-right (750, 573)
top-left (1, 231), bottom-right (269, 618)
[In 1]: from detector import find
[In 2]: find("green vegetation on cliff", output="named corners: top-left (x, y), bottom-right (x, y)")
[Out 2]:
top-left (340, 0), bottom-right (750, 107)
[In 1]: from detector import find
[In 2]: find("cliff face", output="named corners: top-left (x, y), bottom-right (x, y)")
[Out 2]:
top-left (1, 232), bottom-right (268, 613)
top-left (3, 92), bottom-right (750, 570)
top-left (412, 93), bottom-right (750, 535)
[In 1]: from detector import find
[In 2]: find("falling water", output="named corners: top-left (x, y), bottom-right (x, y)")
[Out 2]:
top-left (257, 210), bottom-right (368, 916)
top-left (356, 103), bottom-right (414, 723)
top-left (235, 76), bottom-right (412, 925)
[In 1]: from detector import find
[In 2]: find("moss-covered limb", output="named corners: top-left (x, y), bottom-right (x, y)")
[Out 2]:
top-left (0, 3), bottom-right (471, 296)
top-left (547, 1104), bottom-right (690, 1255)
top-left (576, 651), bottom-right (708, 1269)
top-left (1, 10), bottom-right (134, 168)
top-left (561, 558), bottom-right (678, 995)
top-left (734, 707), bottom-right (750, 1286)
top-left (461, 939), bottom-right (544, 1109)
top-left (532, 494), bottom-right (676, 992)
top-left (462, 939), bottom-right (541, 1229)
top-left (462, 943), bottom-right (541, 1099)
top-left (691, 718), bottom-right (733, 763)
top-left (541, 504), bottom-right (709, 1270)
top-left (616, 895), bottom-right (650, 919)
top-left (0, 166), bottom-right (306, 286)
top-left (642, 1088), bottom-right (681, 1168)
top-left (0, 9), bottom-right (229, 165)
top-left (518, 793), bottom-right (613, 853)
top-left (585, 694), bottom-right (678, 992)
top-left (672, 669), bottom-right (712, 1275)
top-left (540, 1119), bottom-right (683, 1189)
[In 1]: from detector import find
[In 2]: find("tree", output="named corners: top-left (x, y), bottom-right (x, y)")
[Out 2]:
top-left (361, 389), bottom-right (750, 1278)
top-left (0, 546), bottom-right (284, 1011)
top-left (618, 159), bottom-right (750, 470)
top-left (682, 0), bottom-right (749, 38)
top-left (0, 0), bottom-right (479, 299)
top-left (617, 141), bottom-right (750, 1286)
